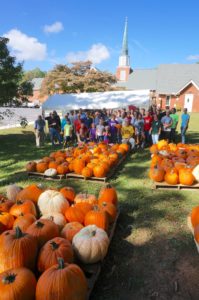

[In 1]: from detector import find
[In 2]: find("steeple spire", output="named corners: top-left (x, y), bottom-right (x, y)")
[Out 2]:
top-left (122, 17), bottom-right (128, 56)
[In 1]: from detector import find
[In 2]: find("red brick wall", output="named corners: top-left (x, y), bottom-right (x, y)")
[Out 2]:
top-left (116, 66), bottom-right (130, 81)
top-left (157, 83), bottom-right (199, 112)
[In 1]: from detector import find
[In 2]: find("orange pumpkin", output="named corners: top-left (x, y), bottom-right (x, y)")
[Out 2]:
top-left (16, 184), bottom-right (43, 204)
top-left (65, 206), bottom-right (85, 224)
top-left (48, 161), bottom-right (59, 170)
top-left (0, 212), bottom-right (14, 229)
top-left (149, 165), bottom-right (165, 182)
top-left (81, 167), bottom-right (93, 178)
top-left (164, 169), bottom-right (179, 185)
top-left (36, 162), bottom-right (49, 173)
top-left (25, 161), bottom-right (37, 172)
top-left (61, 222), bottom-right (84, 242)
top-left (119, 143), bottom-right (129, 152)
top-left (84, 206), bottom-right (109, 231)
top-left (74, 202), bottom-right (93, 217)
top-left (93, 165), bottom-right (107, 178)
top-left (194, 225), bottom-right (199, 243)
top-left (0, 198), bottom-right (14, 212)
top-left (10, 200), bottom-right (37, 217)
top-left (60, 187), bottom-right (76, 203)
top-left (98, 184), bottom-right (118, 206)
top-left (99, 202), bottom-right (117, 223)
top-left (179, 168), bottom-right (195, 186)
top-left (73, 158), bottom-right (85, 175)
top-left (57, 163), bottom-right (69, 175)
top-left (42, 157), bottom-right (52, 163)
top-left (191, 206), bottom-right (199, 228)
top-left (74, 193), bottom-right (97, 205)
top-left (13, 214), bottom-right (37, 231)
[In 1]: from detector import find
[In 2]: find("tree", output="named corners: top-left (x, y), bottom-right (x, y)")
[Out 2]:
top-left (40, 61), bottom-right (117, 96)
top-left (23, 67), bottom-right (46, 81)
top-left (0, 37), bottom-right (33, 106)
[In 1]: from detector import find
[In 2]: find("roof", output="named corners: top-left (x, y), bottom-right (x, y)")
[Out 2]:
top-left (31, 78), bottom-right (44, 90)
top-left (42, 90), bottom-right (150, 111)
top-left (119, 64), bottom-right (199, 95)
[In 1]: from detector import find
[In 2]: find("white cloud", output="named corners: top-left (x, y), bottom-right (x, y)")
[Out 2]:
top-left (66, 43), bottom-right (110, 64)
top-left (44, 22), bottom-right (63, 34)
top-left (4, 29), bottom-right (47, 61)
top-left (187, 54), bottom-right (199, 61)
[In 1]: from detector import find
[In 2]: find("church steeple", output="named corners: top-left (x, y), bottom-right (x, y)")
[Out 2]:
top-left (116, 18), bottom-right (131, 81)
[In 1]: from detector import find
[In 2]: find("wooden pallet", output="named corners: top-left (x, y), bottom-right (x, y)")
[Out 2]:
top-left (28, 172), bottom-right (65, 181)
top-left (153, 181), bottom-right (199, 191)
top-left (83, 211), bottom-right (120, 299)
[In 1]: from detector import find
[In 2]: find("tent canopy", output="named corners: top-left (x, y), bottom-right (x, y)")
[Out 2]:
top-left (42, 90), bottom-right (150, 111)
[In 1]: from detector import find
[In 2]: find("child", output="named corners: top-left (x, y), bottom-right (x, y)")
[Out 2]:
top-left (96, 119), bottom-right (105, 142)
top-left (103, 126), bottom-right (111, 144)
top-left (89, 123), bottom-right (97, 142)
top-left (77, 123), bottom-right (87, 143)
top-left (63, 119), bottom-right (73, 148)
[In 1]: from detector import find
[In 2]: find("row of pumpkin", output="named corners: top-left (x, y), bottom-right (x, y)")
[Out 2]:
top-left (149, 141), bottom-right (199, 185)
top-left (26, 142), bottom-right (129, 178)
top-left (0, 183), bottom-right (118, 300)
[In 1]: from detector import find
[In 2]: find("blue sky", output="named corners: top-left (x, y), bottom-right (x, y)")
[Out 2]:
top-left (1, 0), bottom-right (199, 73)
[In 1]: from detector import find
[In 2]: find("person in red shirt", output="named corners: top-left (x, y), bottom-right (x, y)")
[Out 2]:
top-left (74, 114), bottom-right (81, 134)
top-left (144, 110), bottom-right (153, 146)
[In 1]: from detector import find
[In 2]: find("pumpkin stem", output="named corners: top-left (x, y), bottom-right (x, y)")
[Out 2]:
top-left (58, 257), bottom-right (65, 269)
top-left (49, 216), bottom-right (54, 222)
top-left (105, 183), bottom-right (112, 189)
top-left (2, 273), bottom-right (16, 284)
top-left (15, 226), bottom-right (25, 238)
top-left (16, 200), bottom-right (23, 205)
top-left (50, 241), bottom-right (59, 250)
top-left (91, 230), bottom-right (96, 236)
top-left (36, 221), bottom-right (44, 228)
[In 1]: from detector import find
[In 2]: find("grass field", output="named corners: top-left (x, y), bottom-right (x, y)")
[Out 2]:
top-left (0, 113), bottom-right (199, 299)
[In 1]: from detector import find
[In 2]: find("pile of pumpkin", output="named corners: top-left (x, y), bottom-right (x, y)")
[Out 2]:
top-left (26, 142), bottom-right (129, 178)
top-left (187, 206), bottom-right (199, 252)
top-left (149, 140), bottom-right (199, 186)
top-left (0, 183), bottom-right (118, 300)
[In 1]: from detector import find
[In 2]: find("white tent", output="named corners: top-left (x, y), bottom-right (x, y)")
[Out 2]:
top-left (42, 90), bottom-right (150, 111)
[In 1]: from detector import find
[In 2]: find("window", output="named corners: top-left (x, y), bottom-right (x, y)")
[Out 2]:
top-left (166, 95), bottom-right (171, 107)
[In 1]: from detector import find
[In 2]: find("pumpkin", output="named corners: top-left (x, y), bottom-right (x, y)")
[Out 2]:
top-left (57, 163), bottom-right (69, 175)
top-left (74, 193), bottom-right (97, 205)
top-left (179, 168), bottom-right (195, 186)
top-left (25, 161), bottom-right (37, 172)
top-left (151, 154), bottom-right (162, 166)
top-left (73, 225), bottom-right (109, 264)
top-left (0, 212), bottom-right (14, 229)
top-left (0, 267), bottom-right (36, 300)
top-left (150, 144), bottom-right (158, 154)
top-left (6, 184), bottom-right (22, 202)
top-left (48, 161), bottom-right (59, 169)
top-left (98, 184), bottom-right (118, 206)
top-left (192, 164), bottom-right (199, 182)
top-left (26, 219), bottom-right (59, 248)
top-left (68, 161), bottom-right (74, 172)
top-left (44, 168), bottom-right (57, 177)
top-left (174, 161), bottom-right (187, 172)
top-left (84, 206), bottom-right (109, 231)
top-left (190, 206), bottom-right (199, 228)
top-left (36, 162), bottom-right (49, 173)
top-left (0, 227), bottom-right (38, 273)
top-left (93, 165), bottom-right (107, 178)
top-left (74, 202), bottom-right (93, 217)
top-left (119, 143), bottom-right (129, 152)
top-left (40, 213), bottom-right (66, 230)
top-left (65, 206), bottom-right (85, 224)
top-left (37, 237), bottom-right (74, 273)
top-left (42, 156), bottom-right (52, 163)
top-left (36, 258), bottom-right (88, 300)
top-left (99, 202), bottom-right (117, 223)
top-left (55, 157), bottom-right (65, 164)
top-left (16, 184), bottom-right (43, 204)
top-left (149, 165), bottom-right (165, 182)
top-left (194, 225), bottom-right (199, 243)
top-left (164, 169), bottom-right (179, 185)
top-left (10, 200), bottom-right (37, 217)
top-left (60, 186), bottom-right (76, 203)
top-left (157, 139), bottom-right (168, 150)
top-left (13, 213), bottom-right (36, 231)
top-left (81, 166), bottom-right (93, 178)
top-left (73, 158), bottom-right (85, 175)
top-left (61, 222), bottom-right (84, 242)
top-left (0, 198), bottom-right (14, 212)
top-left (38, 190), bottom-right (69, 215)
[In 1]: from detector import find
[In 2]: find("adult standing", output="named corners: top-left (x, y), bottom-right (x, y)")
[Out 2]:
top-left (144, 111), bottom-right (153, 146)
top-left (170, 108), bottom-right (179, 143)
top-left (161, 110), bottom-right (172, 142)
top-left (108, 114), bottom-right (118, 143)
top-left (150, 114), bottom-right (161, 144)
top-left (34, 115), bottom-right (46, 147)
top-left (181, 108), bottom-right (190, 144)
top-left (49, 112), bottom-right (62, 146)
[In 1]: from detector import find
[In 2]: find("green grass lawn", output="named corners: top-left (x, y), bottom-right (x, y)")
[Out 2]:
top-left (0, 114), bottom-right (199, 299)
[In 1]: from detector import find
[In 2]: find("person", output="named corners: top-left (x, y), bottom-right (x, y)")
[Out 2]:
top-left (77, 123), bottom-right (88, 143)
top-left (48, 112), bottom-right (62, 146)
top-left (150, 114), bottom-right (161, 144)
top-left (96, 119), bottom-right (105, 142)
top-left (161, 110), bottom-right (172, 141)
top-left (34, 115), bottom-right (46, 147)
top-left (181, 108), bottom-right (190, 144)
top-left (170, 108), bottom-right (179, 143)
top-left (84, 112), bottom-right (93, 128)
top-left (144, 111), bottom-right (153, 146)
top-left (108, 114), bottom-right (118, 143)
top-left (89, 123), bottom-right (97, 142)
top-left (140, 108), bottom-right (146, 117)
top-left (74, 114), bottom-right (82, 135)
top-left (103, 126), bottom-right (111, 144)
top-left (134, 113), bottom-right (145, 148)
top-left (61, 114), bottom-right (69, 132)
top-left (63, 119), bottom-right (73, 148)
top-left (121, 119), bottom-right (135, 149)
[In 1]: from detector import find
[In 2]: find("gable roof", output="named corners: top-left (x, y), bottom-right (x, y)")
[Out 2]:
top-left (118, 64), bottom-right (199, 95)
top-left (31, 78), bottom-right (44, 90)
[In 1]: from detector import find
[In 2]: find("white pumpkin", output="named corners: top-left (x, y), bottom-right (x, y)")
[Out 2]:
top-left (38, 190), bottom-right (69, 215)
top-left (40, 213), bottom-right (66, 230)
top-left (44, 168), bottom-right (57, 177)
top-left (72, 225), bottom-right (109, 264)
top-left (192, 164), bottom-right (199, 182)
top-left (6, 184), bottom-right (22, 201)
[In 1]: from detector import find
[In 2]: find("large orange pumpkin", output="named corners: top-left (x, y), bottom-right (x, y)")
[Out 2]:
top-left (37, 237), bottom-right (74, 273)
top-left (13, 214), bottom-right (37, 231)
top-left (73, 158), bottom-right (85, 175)
top-left (10, 200), bottom-right (37, 217)
top-left (36, 162), bottom-right (49, 173)
top-left (0, 212), bottom-right (14, 229)
top-left (84, 206), bottom-right (109, 231)
top-left (93, 165), bottom-right (107, 178)
top-left (99, 202), bottom-right (117, 223)
top-left (61, 222), bottom-right (84, 242)
top-left (16, 184), bottom-right (43, 204)
top-left (0, 227), bottom-right (38, 273)
top-left (0, 267), bottom-right (37, 300)
top-left (81, 166), bottom-right (93, 178)
top-left (179, 168), bottom-right (195, 186)
top-left (0, 198), bottom-right (14, 212)
top-left (149, 165), bottom-right (165, 182)
top-left (74, 193), bottom-right (97, 205)
top-left (57, 163), bottom-right (69, 175)
top-left (98, 184), bottom-right (118, 206)
top-left (59, 186), bottom-right (76, 203)
top-left (164, 169), bottom-right (179, 185)
top-left (74, 202), bottom-right (93, 217)
top-left (65, 206), bottom-right (85, 224)
top-left (35, 258), bottom-right (88, 300)
top-left (191, 206), bottom-right (199, 228)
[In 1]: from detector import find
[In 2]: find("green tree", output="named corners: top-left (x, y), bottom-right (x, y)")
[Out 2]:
top-left (23, 67), bottom-right (46, 81)
top-left (40, 61), bottom-right (117, 95)
top-left (0, 37), bottom-right (33, 106)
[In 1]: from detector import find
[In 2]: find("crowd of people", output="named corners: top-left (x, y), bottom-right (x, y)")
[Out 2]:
top-left (34, 106), bottom-right (190, 149)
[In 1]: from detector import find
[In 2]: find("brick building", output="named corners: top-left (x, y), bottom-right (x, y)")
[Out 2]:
top-left (28, 78), bottom-right (47, 105)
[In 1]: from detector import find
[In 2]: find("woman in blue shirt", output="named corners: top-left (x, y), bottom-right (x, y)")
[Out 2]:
top-left (181, 108), bottom-right (190, 144)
